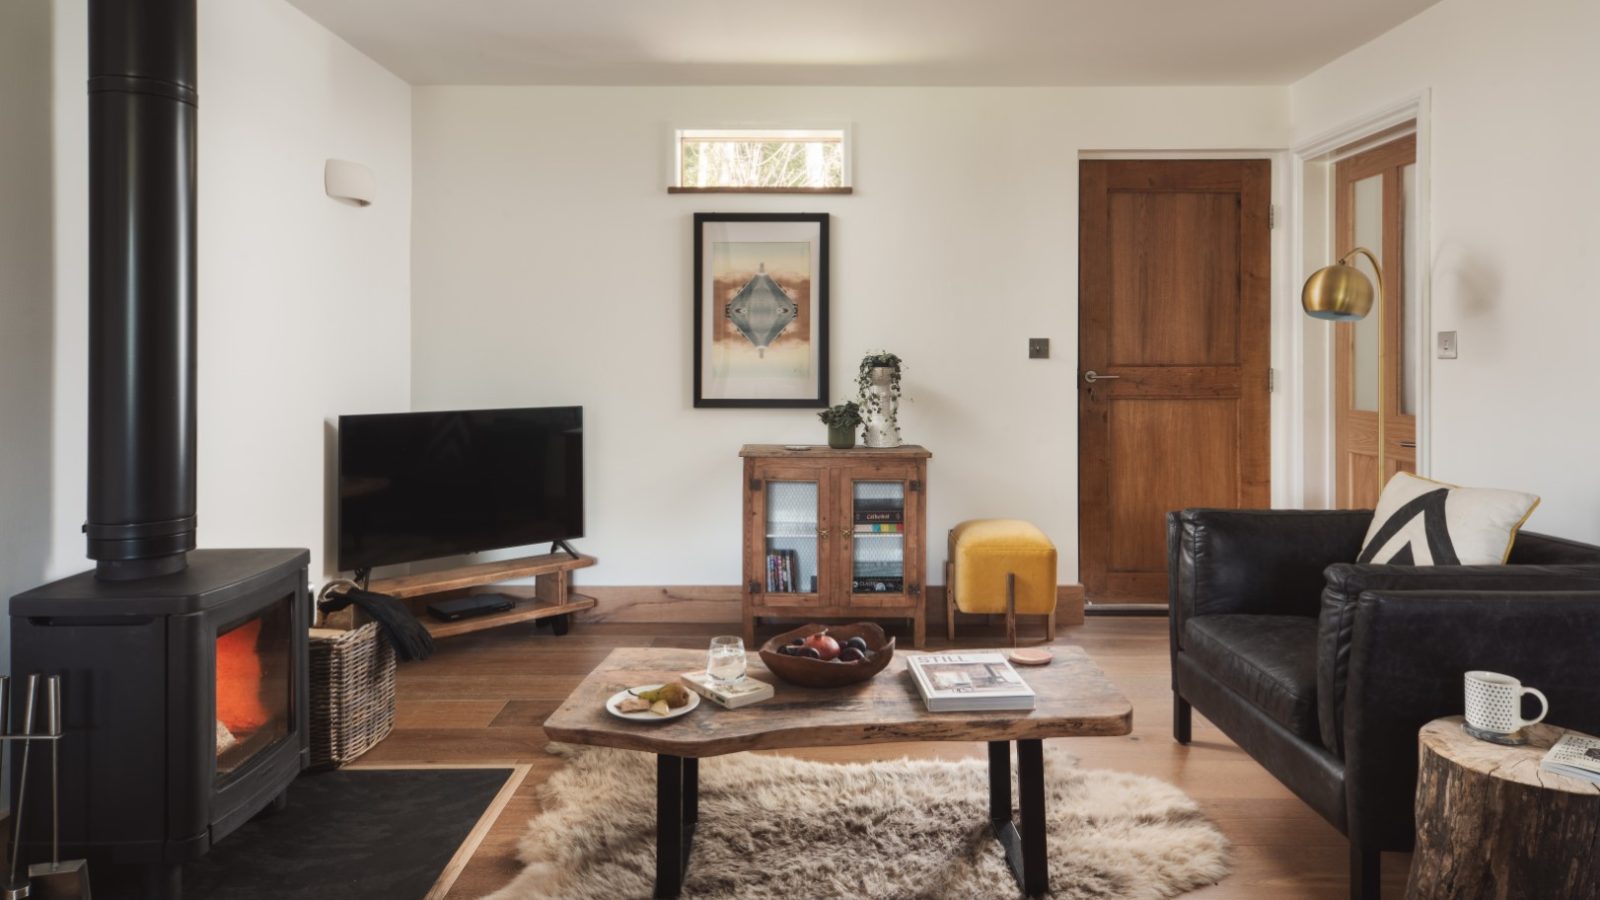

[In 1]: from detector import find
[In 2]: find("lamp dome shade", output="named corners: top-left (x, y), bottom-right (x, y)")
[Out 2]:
top-left (1301, 262), bottom-right (1375, 321)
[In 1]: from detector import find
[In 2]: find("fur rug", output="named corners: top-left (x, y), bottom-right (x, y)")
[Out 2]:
top-left (486, 744), bottom-right (1229, 900)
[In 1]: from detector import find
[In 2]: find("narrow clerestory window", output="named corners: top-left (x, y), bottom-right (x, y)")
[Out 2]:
top-left (671, 128), bottom-right (851, 193)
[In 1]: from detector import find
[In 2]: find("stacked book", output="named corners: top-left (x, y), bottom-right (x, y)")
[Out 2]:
top-left (854, 499), bottom-right (904, 533)
top-left (852, 498), bottom-right (905, 593)
top-left (679, 671), bottom-right (775, 709)
top-left (765, 549), bottom-right (800, 592)
top-left (907, 652), bottom-right (1036, 712)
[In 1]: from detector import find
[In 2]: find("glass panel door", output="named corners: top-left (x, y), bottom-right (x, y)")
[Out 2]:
top-left (763, 479), bottom-right (821, 595)
top-left (1350, 172), bottom-right (1384, 413)
top-left (216, 595), bottom-right (293, 778)
top-left (850, 481), bottom-right (905, 596)
top-left (1401, 162), bottom-right (1420, 416)
top-left (1333, 132), bottom-right (1418, 508)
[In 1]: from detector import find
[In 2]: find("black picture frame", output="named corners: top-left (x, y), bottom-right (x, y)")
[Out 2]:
top-left (693, 212), bottom-right (830, 408)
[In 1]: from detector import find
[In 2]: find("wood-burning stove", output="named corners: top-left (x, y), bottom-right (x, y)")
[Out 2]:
top-left (11, 552), bottom-right (309, 897)
top-left (8, 0), bottom-right (310, 896)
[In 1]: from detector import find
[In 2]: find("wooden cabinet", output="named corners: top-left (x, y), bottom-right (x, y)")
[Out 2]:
top-left (740, 444), bottom-right (931, 647)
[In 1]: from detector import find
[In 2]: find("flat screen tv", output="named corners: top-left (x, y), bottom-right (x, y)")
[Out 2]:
top-left (337, 406), bottom-right (584, 572)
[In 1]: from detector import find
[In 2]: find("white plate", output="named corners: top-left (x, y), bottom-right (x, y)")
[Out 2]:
top-left (605, 683), bottom-right (700, 723)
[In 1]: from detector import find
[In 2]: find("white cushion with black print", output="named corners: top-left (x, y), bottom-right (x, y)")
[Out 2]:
top-left (1358, 472), bottom-right (1540, 566)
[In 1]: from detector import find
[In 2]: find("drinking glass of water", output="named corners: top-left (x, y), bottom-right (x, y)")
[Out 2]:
top-left (706, 635), bottom-right (747, 687)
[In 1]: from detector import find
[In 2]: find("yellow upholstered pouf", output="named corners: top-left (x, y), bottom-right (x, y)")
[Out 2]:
top-left (946, 519), bottom-right (1058, 644)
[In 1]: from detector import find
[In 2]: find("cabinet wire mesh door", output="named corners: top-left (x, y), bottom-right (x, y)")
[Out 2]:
top-left (764, 480), bottom-right (820, 594)
top-left (851, 481), bottom-right (905, 594)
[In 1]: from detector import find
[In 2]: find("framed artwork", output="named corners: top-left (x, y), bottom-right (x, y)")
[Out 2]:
top-left (693, 212), bottom-right (829, 408)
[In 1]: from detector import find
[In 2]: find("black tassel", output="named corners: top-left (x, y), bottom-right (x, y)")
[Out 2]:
top-left (318, 588), bottom-right (435, 661)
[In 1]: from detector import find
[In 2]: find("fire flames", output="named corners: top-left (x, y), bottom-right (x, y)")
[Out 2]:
top-left (216, 619), bottom-right (270, 735)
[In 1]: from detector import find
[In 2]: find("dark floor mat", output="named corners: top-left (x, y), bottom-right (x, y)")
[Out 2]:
top-left (95, 767), bottom-right (513, 900)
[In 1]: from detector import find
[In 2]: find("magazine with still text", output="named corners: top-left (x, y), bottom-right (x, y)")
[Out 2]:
top-left (906, 652), bottom-right (1035, 712)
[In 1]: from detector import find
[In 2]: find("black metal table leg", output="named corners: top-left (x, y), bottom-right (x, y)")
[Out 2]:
top-left (684, 757), bottom-right (699, 826)
top-left (655, 754), bottom-right (697, 899)
top-left (988, 739), bottom-right (1049, 898)
top-left (1016, 739), bottom-right (1048, 895)
top-left (988, 740), bottom-right (1012, 827)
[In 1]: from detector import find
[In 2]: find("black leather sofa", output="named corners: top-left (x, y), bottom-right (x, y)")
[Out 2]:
top-left (1167, 508), bottom-right (1600, 900)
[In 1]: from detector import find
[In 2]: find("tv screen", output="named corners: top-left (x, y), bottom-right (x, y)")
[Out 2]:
top-left (337, 406), bottom-right (584, 572)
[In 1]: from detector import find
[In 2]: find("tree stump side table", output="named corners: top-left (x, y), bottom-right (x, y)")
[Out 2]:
top-left (1407, 716), bottom-right (1600, 900)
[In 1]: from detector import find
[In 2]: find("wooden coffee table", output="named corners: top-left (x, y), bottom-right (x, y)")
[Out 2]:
top-left (544, 645), bottom-right (1133, 898)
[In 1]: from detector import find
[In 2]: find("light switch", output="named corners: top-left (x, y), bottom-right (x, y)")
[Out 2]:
top-left (1437, 331), bottom-right (1458, 359)
top-left (1028, 338), bottom-right (1050, 359)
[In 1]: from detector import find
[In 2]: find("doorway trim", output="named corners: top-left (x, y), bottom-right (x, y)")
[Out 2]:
top-left (1078, 149), bottom-right (1298, 509)
top-left (1289, 90), bottom-right (1434, 507)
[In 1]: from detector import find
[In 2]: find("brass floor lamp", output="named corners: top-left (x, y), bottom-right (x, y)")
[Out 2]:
top-left (1302, 248), bottom-right (1387, 491)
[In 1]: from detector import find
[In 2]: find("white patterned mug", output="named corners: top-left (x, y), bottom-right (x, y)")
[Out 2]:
top-left (1464, 671), bottom-right (1548, 738)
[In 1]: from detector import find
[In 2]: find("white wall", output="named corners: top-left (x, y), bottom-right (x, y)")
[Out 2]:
top-left (410, 86), bottom-right (1290, 585)
top-left (1, 0), bottom-right (56, 679)
top-left (46, 0), bottom-right (413, 583)
top-left (1291, 0), bottom-right (1600, 542)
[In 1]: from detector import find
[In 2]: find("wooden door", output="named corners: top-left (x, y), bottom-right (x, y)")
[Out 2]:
top-left (1078, 160), bottom-right (1272, 604)
top-left (1334, 135), bottom-right (1417, 507)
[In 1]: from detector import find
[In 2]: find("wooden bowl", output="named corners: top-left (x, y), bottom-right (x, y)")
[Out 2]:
top-left (758, 622), bottom-right (895, 688)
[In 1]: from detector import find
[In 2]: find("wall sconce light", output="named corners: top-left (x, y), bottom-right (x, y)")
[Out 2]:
top-left (324, 159), bottom-right (375, 207)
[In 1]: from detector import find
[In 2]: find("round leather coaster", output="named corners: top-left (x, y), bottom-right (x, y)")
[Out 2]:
top-left (1008, 648), bottom-right (1053, 666)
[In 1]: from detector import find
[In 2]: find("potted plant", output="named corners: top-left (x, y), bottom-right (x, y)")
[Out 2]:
top-left (856, 351), bottom-right (903, 448)
top-left (818, 400), bottom-right (862, 449)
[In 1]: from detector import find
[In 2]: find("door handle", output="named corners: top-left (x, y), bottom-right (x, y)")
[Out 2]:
top-left (1398, 440), bottom-right (1417, 449)
top-left (1083, 370), bottom-right (1120, 383)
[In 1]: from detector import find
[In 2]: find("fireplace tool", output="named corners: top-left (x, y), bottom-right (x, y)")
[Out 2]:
top-left (27, 677), bottom-right (90, 899)
top-left (5, 674), bottom-right (37, 900)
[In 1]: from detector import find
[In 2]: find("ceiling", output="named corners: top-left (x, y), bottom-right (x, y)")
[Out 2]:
top-left (285, 0), bottom-right (1443, 87)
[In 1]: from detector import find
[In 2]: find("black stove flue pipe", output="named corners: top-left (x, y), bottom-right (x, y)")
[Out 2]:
top-left (87, 0), bottom-right (198, 580)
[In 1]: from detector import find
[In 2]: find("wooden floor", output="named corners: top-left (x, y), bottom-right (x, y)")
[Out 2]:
top-left (355, 616), bottom-right (1411, 899)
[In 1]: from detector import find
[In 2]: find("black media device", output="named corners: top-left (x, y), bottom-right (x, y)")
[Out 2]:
top-left (426, 593), bottom-right (517, 622)
top-left (337, 406), bottom-right (585, 573)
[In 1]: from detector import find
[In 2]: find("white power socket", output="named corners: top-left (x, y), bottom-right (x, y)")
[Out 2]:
top-left (1437, 331), bottom-right (1458, 359)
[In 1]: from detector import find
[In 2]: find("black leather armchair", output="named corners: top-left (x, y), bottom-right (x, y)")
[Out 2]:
top-left (1167, 508), bottom-right (1600, 900)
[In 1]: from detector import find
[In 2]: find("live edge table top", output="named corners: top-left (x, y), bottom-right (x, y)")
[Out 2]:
top-left (543, 645), bottom-right (1133, 758)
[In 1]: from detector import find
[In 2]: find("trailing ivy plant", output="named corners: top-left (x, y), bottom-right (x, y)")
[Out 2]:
top-left (817, 400), bottom-right (862, 428)
top-left (855, 351), bottom-right (903, 417)
top-left (856, 350), bottom-right (904, 445)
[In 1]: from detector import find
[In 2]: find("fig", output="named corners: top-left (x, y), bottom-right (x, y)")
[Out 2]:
top-left (839, 647), bottom-right (866, 663)
top-left (798, 646), bottom-right (823, 660)
top-left (844, 636), bottom-right (870, 653)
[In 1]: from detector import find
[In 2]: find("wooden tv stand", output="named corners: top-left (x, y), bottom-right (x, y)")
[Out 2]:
top-left (364, 551), bottom-right (597, 639)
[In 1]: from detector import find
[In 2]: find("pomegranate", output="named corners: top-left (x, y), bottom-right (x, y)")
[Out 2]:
top-left (801, 632), bottom-right (841, 661)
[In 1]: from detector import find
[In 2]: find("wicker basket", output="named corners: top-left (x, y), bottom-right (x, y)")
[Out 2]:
top-left (308, 619), bottom-right (397, 769)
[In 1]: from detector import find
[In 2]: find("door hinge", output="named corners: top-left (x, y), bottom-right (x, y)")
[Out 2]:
top-left (749, 478), bottom-right (761, 491)
top-left (910, 480), bottom-right (922, 493)
top-left (1269, 204), bottom-right (1277, 229)
top-left (909, 584), bottom-right (921, 598)
top-left (1269, 367), bottom-right (1276, 392)
top-left (748, 580), bottom-right (760, 594)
